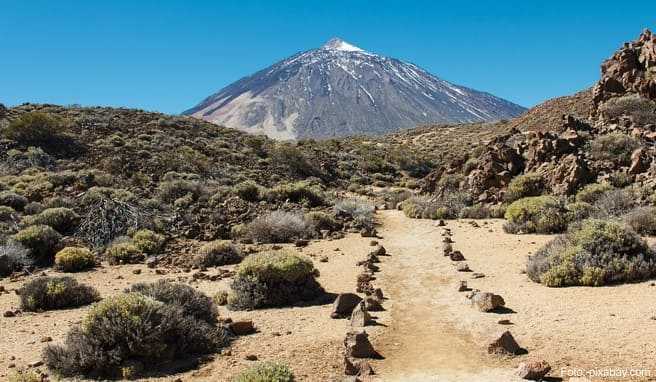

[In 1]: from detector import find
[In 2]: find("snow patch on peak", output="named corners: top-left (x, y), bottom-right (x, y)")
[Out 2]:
top-left (322, 37), bottom-right (365, 52)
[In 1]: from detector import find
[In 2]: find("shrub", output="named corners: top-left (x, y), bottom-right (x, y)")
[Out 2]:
top-left (23, 201), bottom-right (44, 215)
top-left (266, 182), bottom-right (325, 207)
top-left (0, 206), bottom-right (16, 221)
top-left (503, 196), bottom-right (567, 234)
top-left (334, 199), bottom-right (375, 231)
top-left (54, 247), bottom-right (96, 272)
top-left (19, 276), bottom-right (99, 311)
top-left (234, 181), bottom-right (261, 202)
top-left (592, 188), bottom-right (635, 218)
top-left (44, 292), bottom-right (227, 378)
top-left (504, 173), bottom-right (544, 203)
top-left (233, 361), bottom-right (295, 382)
top-left (527, 219), bottom-right (656, 287)
top-left (7, 370), bottom-right (42, 382)
top-left (489, 204), bottom-right (507, 219)
top-left (599, 93), bottom-right (656, 126)
top-left (21, 207), bottom-right (79, 233)
top-left (304, 211), bottom-right (340, 232)
top-left (131, 229), bottom-right (165, 256)
top-left (245, 211), bottom-right (314, 243)
top-left (459, 204), bottom-right (491, 219)
top-left (129, 280), bottom-right (218, 324)
top-left (565, 201), bottom-right (594, 222)
top-left (0, 191), bottom-right (28, 210)
top-left (157, 179), bottom-right (203, 203)
top-left (588, 133), bottom-right (640, 165)
top-left (624, 207), bottom-right (656, 235)
top-left (2, 112), bottom-right (66, 145)
top-left (0, 240), bottom-right (31, 277)
top-left (575, 183), bottom-right (613, 204)
top-left (229, 250), bottom-right (323, 310)
top-left (270, 144), bottom-right (317, 177)
top-left (194, 240), bottom-right (242, 267)
top-left (76, 194), bottom-right (146, 248)
top-left (401, 196), bottom-right (443, 220)
top-left (380, 189), bottom-right (413, 209)
top-left (105, 242), bottom-right (144, 265)
top-left (12, 225), bottom-right (61, 263)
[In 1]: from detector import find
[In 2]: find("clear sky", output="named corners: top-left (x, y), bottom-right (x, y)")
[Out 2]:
top-left (1, 0), bottom-right (654, 114)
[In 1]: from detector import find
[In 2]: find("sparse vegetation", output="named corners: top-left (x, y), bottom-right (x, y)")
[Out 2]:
top-left (623, 207), bottom-right (656, 235)
top-left (44, 291), bottom-right (227, 378)
top-left (575, 183), bottom-right (613, 204)
top-left (2, 112), bottom-right (67, 145)
top-left (504, 173), bottom-right (544, 202)
top-left (21, 207), bottom-right (79, 233)
top-left (54, 247), bottom-right (96, 272)
top-left (266, 181), bottom-right (325, 207)
top-left (504, 196), bottom-right (567, 234)
top-left (12, 225), bottom-right (61, 263)
top-left (19, 276), bottom-right (99, 311)
top-left (0, 191), bottom-right (28, 211)
top-left (105, 241), bottom-right (144, 265)
top-left (194, 240), bottom-right (242, 267)
top-left (0, 240), bottom-right (31, 277)
top-left (233, 361), bottom-right (295, 382)
top-left (588, 133), bottom-right (640, 165)
top-left (244, 211), bottom-right (315, 243)
top-left (131, 229), bottom-right (165, 256)
top-left (528, 219), bottom-right (656, 287)
top-left (229, 250), bottom-right (323, 310)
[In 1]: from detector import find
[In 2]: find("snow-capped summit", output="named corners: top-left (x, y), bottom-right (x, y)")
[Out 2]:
top-left (321, 37), bottom-right (366, 53)
top-left (183, 39), bottom-right (526, 140)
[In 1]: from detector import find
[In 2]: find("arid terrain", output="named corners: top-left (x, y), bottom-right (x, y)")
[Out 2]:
top-left (2, 27), bottom-right (656, 382)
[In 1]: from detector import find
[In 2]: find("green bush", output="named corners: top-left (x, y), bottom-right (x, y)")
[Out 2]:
top-left (131, 229), bottom-right (165, 256)
top-left (12, 225), bottom-right (61, 263)
top-left (44, 292), bottom-right (227, 378)
top-left (157, 179), bottom-right (203, 203)
top-left (7, 370), bottom-right (42, 382)
top-left (105, 242), bottom-right (144, 265)
top-left (459, 204), bottom-right (491, 219)
top-left (234, 181), bottom-right (261, 202)
top-left (266, 182), bottom-right (325, 207)
top-left (229, 250), bottom-right (323, 310)
top-left (527, 219), bottom-right (656, 287)
top-left (575, 183), bottom-right (613, 204)
top-left (588, 133), bottom-right (640, 165)
top-left (565, 201), bottom-right (594, 222)
top-left (19, 276), bottom-right (99, 311)
top-left (623, 207), bottom-right (656, 235)
top-left (0, 191), bottom-right (28, 210)
top-left (55, 247), bottom-right (96, 272)
top-left (2, 112), bottom-right (66, 145)
top-left (194, 240), bottom-right (242, 267)
top-left (21, 207), bottom-right (79, 233)
top-left (234, 361), bottom-right (295, 382)
top-left (401, 196), bottom-right (444, 220)
top-left (503, 196), bottom-right (567, 234)
top-left (504, 173), bottom-right (544, 203)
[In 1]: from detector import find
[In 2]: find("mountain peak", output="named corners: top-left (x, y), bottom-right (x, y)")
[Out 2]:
top-left (321, 37), bottom-right (365, 52)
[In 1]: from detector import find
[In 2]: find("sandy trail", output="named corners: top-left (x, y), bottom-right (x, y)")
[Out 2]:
top-left (369, 210), bottom-right (656, 382)
top-left (370, 210), bottom-right (521, 381)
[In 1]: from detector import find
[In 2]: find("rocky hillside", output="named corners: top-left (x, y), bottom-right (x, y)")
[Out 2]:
top-left (422, 29), bottom-right (656, 203)
top-left (184, 38), bottom-right (526, 139)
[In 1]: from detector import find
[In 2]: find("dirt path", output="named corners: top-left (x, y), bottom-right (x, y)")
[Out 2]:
top-left (369, 210), bottom-right (521, 381)
top-left (369, 210), bottom-right (656, 382)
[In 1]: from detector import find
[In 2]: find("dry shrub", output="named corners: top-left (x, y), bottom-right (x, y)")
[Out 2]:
top-left (244, 211), bottom-right (314, 243)
top-left (194, 240), bottom-right (242, 267)
top-left (588, 133), bottom-right (640, 165)
top-left (19, 276), bottom-right (99, 311)
top-left (22, 207), bottom-right (79, 233)
top-left (623, 207), bottom-right (656, 235)
top-left (12, 225), bottom-right (61, 264)
top-left (43, 291), bottom-right (227, 378)
top-left (233, 361), bottom-right (295, 382)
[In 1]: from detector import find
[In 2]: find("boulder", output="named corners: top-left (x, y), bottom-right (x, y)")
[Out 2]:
top-left (449, 251), bottom-right (465, 261)
top-left (456, 263), bottom-right (471, 272)
top-left (229, 320), bottom-right (256, 335)
top-left (487, 331), bottom-right (522, 355)
top-left (364, 296), bottom-right (384, 312)
top-left (344, 357), bottom-right (375, 376)
top-left (332, 293), bottom-right (362, 318)
top-left (344, 330), bottom-right (377, 358)
top-left (442, 242), bottom-right (453, 256)
top-left (516, 360), bottom-right (551, 380)
top-left (350, 301), bottom-right (371, 327)
top-left (471, 292), bottom-right (505, 312)
top-left (370, 245), bottom-right (386, 256)
top-left (458, 281), bottom-right (468, 292)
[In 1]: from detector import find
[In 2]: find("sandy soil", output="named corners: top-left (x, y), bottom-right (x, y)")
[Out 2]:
top-left (0, 234), bottom-right (379, 382)
top-left (370, 210), bottom-right (656, 382)
top-left (2, 210), bottom-right (656, 381)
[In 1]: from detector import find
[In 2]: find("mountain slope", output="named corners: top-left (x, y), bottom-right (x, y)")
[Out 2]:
top-left (183, 38), bottom-right (526, 139)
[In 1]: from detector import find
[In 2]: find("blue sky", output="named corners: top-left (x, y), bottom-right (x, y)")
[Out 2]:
top-left (1, 0), bottom-right (654, 114)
